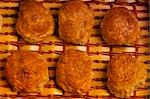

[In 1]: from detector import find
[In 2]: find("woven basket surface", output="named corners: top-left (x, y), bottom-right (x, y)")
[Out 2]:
top-left (0, 0), bottom-right (149, 98)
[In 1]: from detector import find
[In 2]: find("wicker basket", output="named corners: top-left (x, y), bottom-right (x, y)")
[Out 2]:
top-left (0, 0), bottom-right (149, 98)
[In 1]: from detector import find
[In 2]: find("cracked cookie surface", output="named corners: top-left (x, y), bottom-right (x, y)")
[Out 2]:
top-left (107, 53), bottom-right (147, 98)
top-left (5, 51), bottom-right (49, 92)
top-left (101, 7), bottom-right (141, 45)
top-left (59, 0), bottom-right (94, 45)
top-left (16, 1), bottom-right (55, 42)
top-left (56, 49), bottom-right (92, 93)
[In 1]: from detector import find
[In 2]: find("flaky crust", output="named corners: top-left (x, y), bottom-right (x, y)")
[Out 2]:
top-left (5, 51), bottom-right (49, 92)
top-left (16, 1), bottom-right (55, 42)
top-left (56, 49), bottom-right (92, 93)
top-left (107, 53), bottom-right (147, 98)
top-left (59, 0), bottom-right (94, 45)
top-left (101, 7), bottom-right (141, 45)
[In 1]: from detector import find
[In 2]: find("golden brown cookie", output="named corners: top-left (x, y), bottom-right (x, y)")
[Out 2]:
top-left (5, 51), bottom-right (49, 92)
top-left (101, 7), bottom-right (141, 45)
top-left (107, 53), bottom-right (147, 98)
top-left (16, 1), bottom-right (55, 42)
top-left (59, 0), bottom-right (94, 45)
top-left (56, 49), bottom-right (92, 93)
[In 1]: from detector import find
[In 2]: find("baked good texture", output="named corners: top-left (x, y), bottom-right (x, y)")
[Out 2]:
top-left (16, 1), bottom-right (55, 42)
top-left (101, 7), bottom-right (141, 45)
top-left (56, 49), bottom-right (92, 93)
top-left (107, 53), bottom-right (147, 98)
top-left (5, 51), bottom-right (49, 92)
top-left (59, 0), bottom-right (94, 45)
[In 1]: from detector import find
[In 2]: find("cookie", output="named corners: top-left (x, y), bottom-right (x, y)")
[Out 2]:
top-left (5, 51), bottom-right (49, 92)
top-left (56, 49), bottom-right (93, 93)
top-left (59, 0), bottom-right (94, 45)
top-left (16, 1), bottom-right (55, 42)
top-left (107, 53), bottom-right (147, 98)
top-left (101, 7), bottom-right (141, 45)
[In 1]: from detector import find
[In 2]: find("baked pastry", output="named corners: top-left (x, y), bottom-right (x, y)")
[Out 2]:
top-left (101, 7), bottom-right (141, 45)
top-left (56, 49), bottom-right (92, 93)
top-left (16, 1), bottom-right (55, 42)
top-left (59, 0), bottom-right (94, 45)
top-left (5, 51), bottom-right (49, 92)
top-left (107, 53), bottom-right (147, 98)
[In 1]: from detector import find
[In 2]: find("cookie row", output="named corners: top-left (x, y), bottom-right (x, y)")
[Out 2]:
top-left (16, 0), bottom-right (141, 45)
top-left (5, 49), bottom-right (146, 98)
